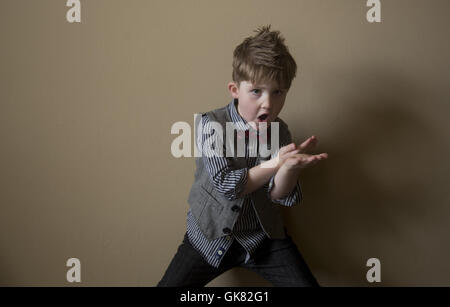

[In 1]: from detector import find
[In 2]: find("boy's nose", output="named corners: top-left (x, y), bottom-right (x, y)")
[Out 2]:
top-left (261, 97), bottom-right (273, 109)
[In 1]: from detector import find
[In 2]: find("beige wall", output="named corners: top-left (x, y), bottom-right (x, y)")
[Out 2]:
top-left (1, 0), bottom-right (450, 286)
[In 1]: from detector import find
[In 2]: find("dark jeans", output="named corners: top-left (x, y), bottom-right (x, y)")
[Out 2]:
top-left (157, 231), bottom-right (320, 287)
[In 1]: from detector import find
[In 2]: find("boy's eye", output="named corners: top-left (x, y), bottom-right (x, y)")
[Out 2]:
top-left (252, 89), bottom-right (284, 95)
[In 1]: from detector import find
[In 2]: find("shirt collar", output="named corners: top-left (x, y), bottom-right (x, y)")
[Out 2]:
top-left (228, 98), bottom-right (256, 132)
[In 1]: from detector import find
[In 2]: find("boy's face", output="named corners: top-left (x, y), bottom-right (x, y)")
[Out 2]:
top-left (228, 79), bottom-right (288, 131)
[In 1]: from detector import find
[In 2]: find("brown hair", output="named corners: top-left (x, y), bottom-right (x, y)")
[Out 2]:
top-left (232, 25), bottom-right (297, 90)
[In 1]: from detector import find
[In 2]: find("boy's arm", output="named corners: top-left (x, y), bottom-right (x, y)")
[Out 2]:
top-left (267, 133), bottom-right (328, 206)
top-left (265, 127), bottom-right (302, 206)
top-left (237, 159), bottom-right (281, 199)
top-left (268, 166), bottom-right (302, 206)
top-left (199, 115), bottom-right (279, 201)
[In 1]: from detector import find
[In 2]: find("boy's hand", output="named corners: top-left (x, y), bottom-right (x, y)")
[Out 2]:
top-left (278, 136), bottom-right (328, 171)
top-left (276, 143), bottom-right (301, 166)
top-left (282, 152), bottom-right (328, 172)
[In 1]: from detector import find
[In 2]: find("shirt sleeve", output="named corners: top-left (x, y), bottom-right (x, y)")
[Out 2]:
top-left (264, 123), bottom-right (303, 206)
top-left (266, 175), bottom-right (302, 206)
top-left (197, 115), bottom-right (248, 201)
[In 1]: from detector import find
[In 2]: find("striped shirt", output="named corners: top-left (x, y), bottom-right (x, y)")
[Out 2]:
top-left (186, 99), bottom-right (302, 267)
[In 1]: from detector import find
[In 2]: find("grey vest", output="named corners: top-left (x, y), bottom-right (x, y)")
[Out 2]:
top-left (187, 104), bottom-right (290, 241)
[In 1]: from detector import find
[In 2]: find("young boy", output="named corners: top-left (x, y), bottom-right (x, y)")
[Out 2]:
top-left (157, 25), bottom-right (328, 287)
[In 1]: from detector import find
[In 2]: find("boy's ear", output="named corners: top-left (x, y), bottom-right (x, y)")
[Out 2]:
top-left (227, 81), bottom-right (239, 99)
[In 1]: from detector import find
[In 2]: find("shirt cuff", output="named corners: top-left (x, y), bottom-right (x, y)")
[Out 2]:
top-left (267, 175), bottom-right (303, 206)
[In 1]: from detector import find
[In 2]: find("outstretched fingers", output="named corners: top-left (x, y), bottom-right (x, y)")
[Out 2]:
top-left (315, 153), bottom-right (328, 160)
top-left (300, 152), bottom-right (329, 166)
top-left (298, 136), bottom-right (318, 153)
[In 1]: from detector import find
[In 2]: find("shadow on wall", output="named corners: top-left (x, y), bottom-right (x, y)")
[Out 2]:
top-left (208, 67), bottom-right (450, 286)
top-left (281, 67), bottom-right (450, 286)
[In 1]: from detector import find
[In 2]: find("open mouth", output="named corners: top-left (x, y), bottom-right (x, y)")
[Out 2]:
top-left (257, 113), bottom-right (269, 122)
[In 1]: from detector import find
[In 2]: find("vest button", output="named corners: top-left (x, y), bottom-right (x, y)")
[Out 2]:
top-left (231, 205), bottom-right (240, 212)
top-left (222, 227), bottom-right (231, 234)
